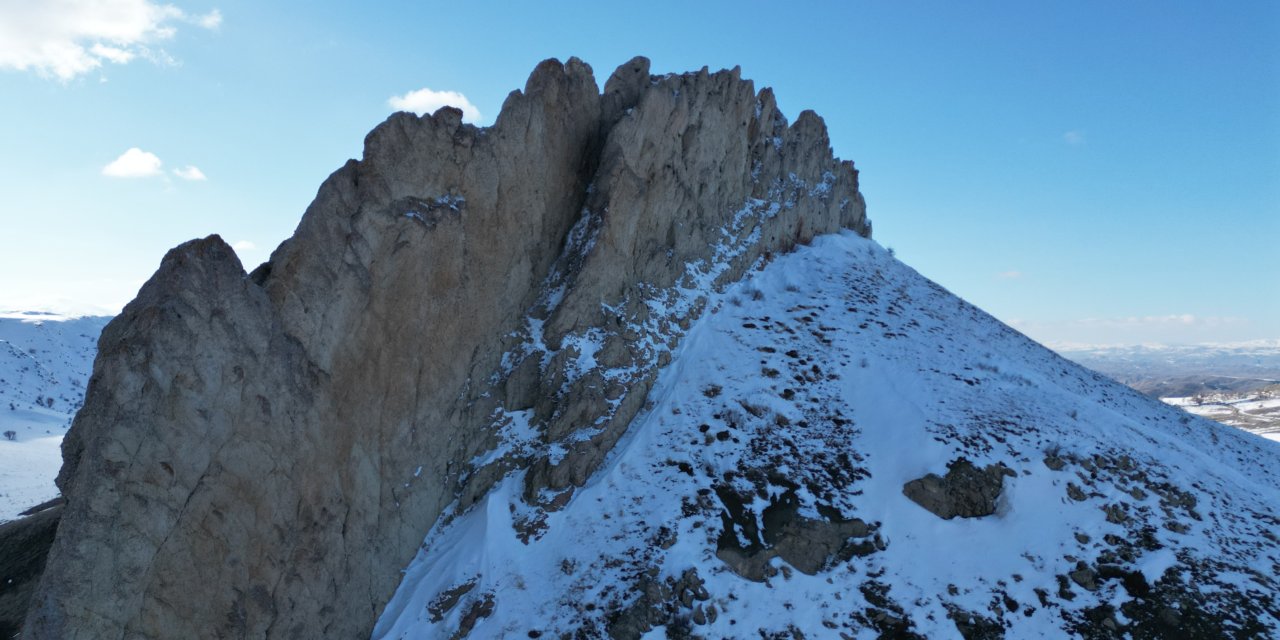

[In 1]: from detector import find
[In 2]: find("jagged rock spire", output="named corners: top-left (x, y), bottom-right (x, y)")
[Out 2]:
top-left (25, 57), bottom-right (867, 639)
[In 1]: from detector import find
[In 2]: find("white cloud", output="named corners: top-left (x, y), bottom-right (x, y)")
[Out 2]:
top-left (231, 240), bottom-right (255, 252)
top-left (172, 165), bottom-right (206, 181)
top-left (102, 147), bottom-right (163, 178)
top-left (195, 8), bottom-right (221, 29)
top-left (1063, 130), bottom-right (1085, 145)
top-left (996, 270), bottom-right (1022, 279)
top-left (0, 0), bottom-right (222, 80)
top-left (89, 43), bottom-right (135, 64)
top-left (1074, 314), bottom-right (1247, 328)
top-left (388, 87), bottom-right (482, 123)
top-left (1015, 314), bottom-right (1255, 349)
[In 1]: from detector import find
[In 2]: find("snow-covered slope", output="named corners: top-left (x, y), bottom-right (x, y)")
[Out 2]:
top-left (0, 312), bottom-right (110, 521)
top-left (375, 232), bottom-right (1280, 639)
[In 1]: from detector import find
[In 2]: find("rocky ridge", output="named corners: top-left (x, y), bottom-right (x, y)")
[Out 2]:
top-left (23, 57), bottom-right (867, 638)
top-left (373, 232), bottom-right (1280, 638)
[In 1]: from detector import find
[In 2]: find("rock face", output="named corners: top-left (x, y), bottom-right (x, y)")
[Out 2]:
top-left (902, 459), bottom-right (1014, 519)
top-left (24, 57), bottom-right (868, 639)
top-left (369, 229), bottom-right (1280, 638)
top-left (713, 477), bottom-right (880, 582)
top-left (0, 504), bottom-right (61, 638)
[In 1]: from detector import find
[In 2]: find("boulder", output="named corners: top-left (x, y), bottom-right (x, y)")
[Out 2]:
top-left (903, 459), bottom-right (1014, 519)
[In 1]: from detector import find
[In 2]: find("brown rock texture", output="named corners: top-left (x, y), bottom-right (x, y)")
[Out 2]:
top-left (0, 503), bottom-right (61, 638)
top-left (902, 458), bottom-right (1015, 520)
top-left (24, 56), bottom-right (868, 639)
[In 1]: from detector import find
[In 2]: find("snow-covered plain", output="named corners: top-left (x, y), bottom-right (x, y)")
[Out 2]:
top-left (0, 312), bottom-right (109, 521)
top-left (375, 232), bottom-right (1280, 638)
top-left (1165, 389), bottom-right (1280, 442)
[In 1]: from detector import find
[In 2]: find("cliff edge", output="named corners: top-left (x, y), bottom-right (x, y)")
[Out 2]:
top-left (24, 57), bottom-right (868, 639)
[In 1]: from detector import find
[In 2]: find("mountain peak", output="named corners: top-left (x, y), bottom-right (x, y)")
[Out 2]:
top-left (23, 57), bottom-right (868, 639)
top-left (19, 56), bottom-right (1278, 640)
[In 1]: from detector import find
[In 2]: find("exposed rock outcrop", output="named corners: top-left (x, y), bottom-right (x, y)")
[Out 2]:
top-left (714, 480), bottom-right (880, 582)
top-left (606, 568), bottom-right (712, 639)
top-left (25, 56), bottom-right (868, 638)
top-left (716, 473), bottom-right (885, 583)
top-left (902, 458), bottom-right (1014, 519)
top-left (0, 504), bottom-right (61, 638)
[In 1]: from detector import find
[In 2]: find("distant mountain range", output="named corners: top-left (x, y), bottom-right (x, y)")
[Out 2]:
top-left (1056, 340), bottom-right (1280, 398)
top-left (1056, 341), bottom-right (1280, 442)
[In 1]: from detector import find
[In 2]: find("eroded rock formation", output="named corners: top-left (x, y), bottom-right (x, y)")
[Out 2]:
top-left (24, 56), bottom-right (868, 638)
top-left (0, 502), bottom-right (61, 638)
top-left (902, 458), bottom-right (1014, 520)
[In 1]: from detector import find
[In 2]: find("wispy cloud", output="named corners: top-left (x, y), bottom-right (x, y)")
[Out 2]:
top-left (388, 87), bottom-right (482, 123)
top-left (1003, 313), bottom-right (1256, 348)
top-left (1075, 314), bottom-right (1245, 328)
top-left (996, 270), bottom-right (1022, 279)
top-left (89, 44), bottom-right (135, 64)
top-left (196, 8), bottom-right (222, 29)
top-left (0, 0), bottom-right (222, 80)
top-left (102, 147), bottom-right (163, 178)
top-left (172, 165), bottom-right (206, 181)
top-left (231, 240), bottom-right (255, 252)
top-left (1063, 130), bottom-right (1085, 146)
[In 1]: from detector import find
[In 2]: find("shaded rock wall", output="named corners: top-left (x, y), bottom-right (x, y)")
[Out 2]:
top-left (25, 56), bottom-right (868, 639)
top-left (0, 504), bottom-right (61, 638)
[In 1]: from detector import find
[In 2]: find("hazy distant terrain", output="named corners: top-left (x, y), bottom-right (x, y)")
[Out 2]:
top-left (1164, 384), bottom-right (1280, 441)
top-left (1058, 341), bottom-right (1280, 441)
top-left (1058, 340), bottom-right (1280, 393)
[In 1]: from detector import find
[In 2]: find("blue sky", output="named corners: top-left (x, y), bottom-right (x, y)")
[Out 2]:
top-left (0, 1), bottom-right (1276, 346)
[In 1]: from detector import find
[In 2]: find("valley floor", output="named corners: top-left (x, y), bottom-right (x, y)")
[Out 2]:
top-left (0, 430), bottom-right (62, 522)
top-left (1164, 388), bottom-right (1280, 443)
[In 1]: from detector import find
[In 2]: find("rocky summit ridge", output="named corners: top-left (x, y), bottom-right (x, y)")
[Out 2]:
top-left (21, 55), bottom-right (1278, 640)
top-left (22, 57), bottom-right (868, 638)
top-left (374, 232), bottom-right (1280, 638)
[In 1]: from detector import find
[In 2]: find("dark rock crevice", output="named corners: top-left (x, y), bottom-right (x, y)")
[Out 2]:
top-left (0, 505), bottom-right (61, 639)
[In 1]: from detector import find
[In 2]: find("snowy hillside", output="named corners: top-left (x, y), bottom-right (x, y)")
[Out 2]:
top-left (0, 312), bottom-right (110, 521)
top-left (376, 232), bottom-right (1280, 639)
